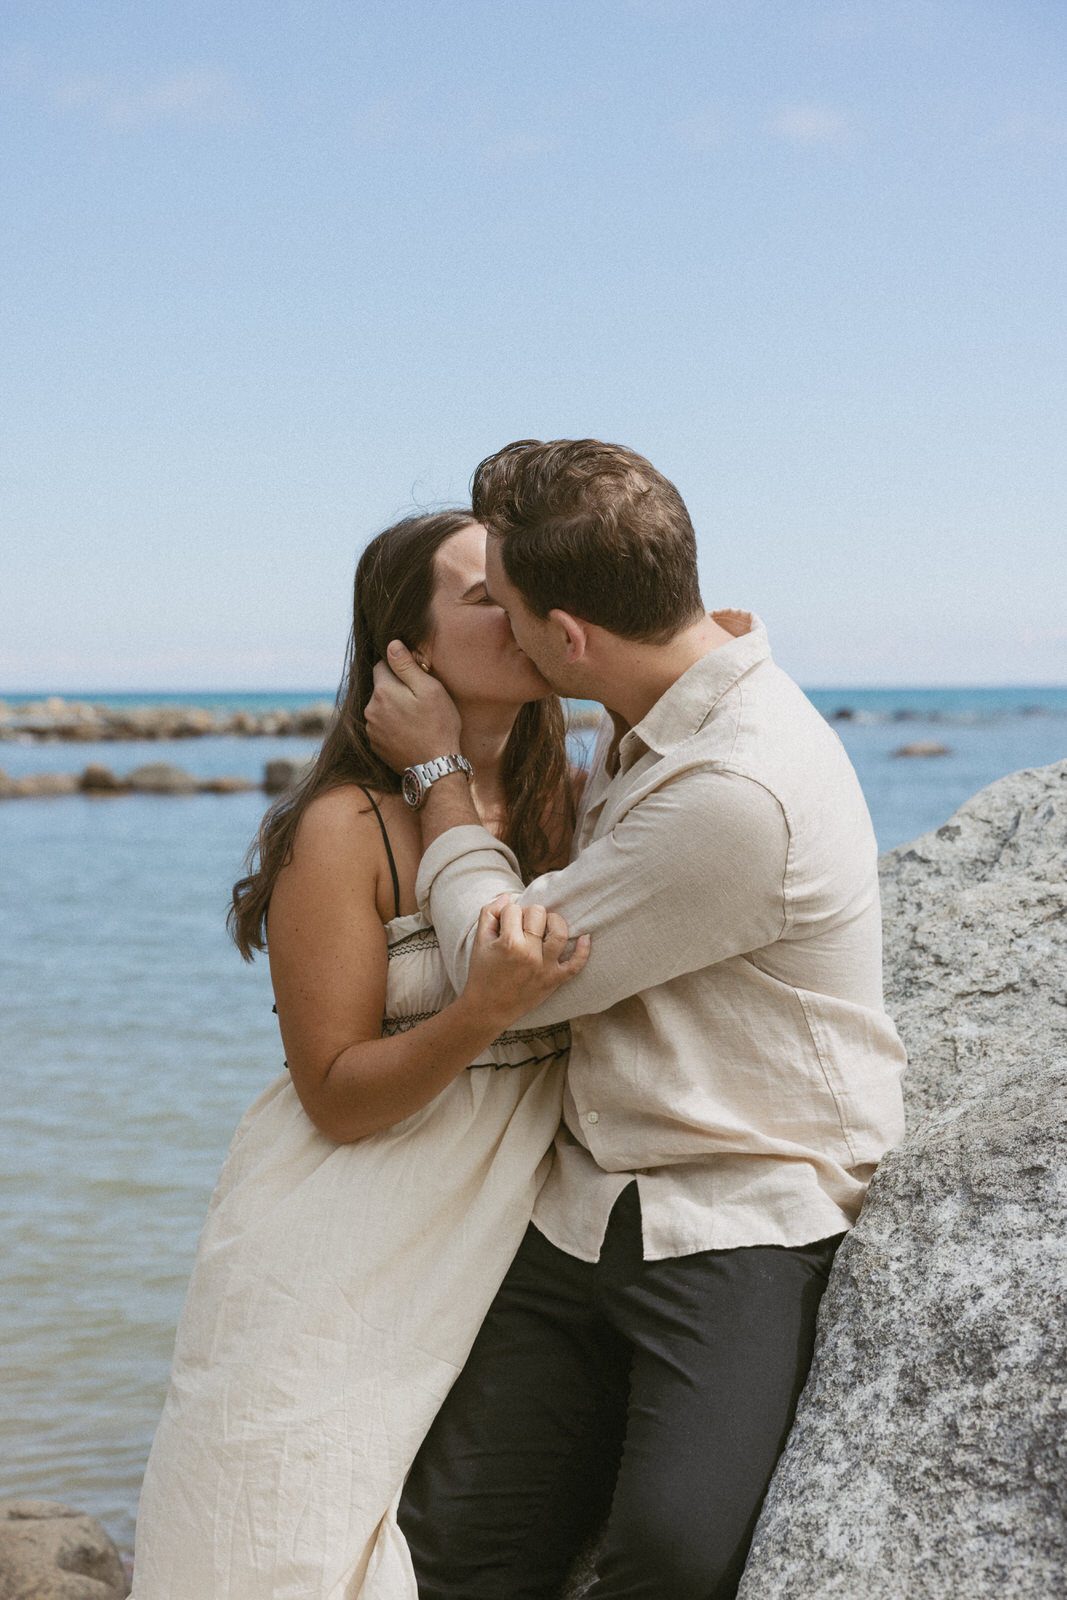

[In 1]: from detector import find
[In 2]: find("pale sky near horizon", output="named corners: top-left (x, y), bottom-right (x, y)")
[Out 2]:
top-left (2, 0), bottom-right (1065, 691)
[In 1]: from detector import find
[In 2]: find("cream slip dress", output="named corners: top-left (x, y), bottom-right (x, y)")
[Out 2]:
top-left (132, 865), bottom-right (569, 1599)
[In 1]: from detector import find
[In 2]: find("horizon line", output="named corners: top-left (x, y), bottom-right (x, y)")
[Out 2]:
top-left (3, 683), bottom-right (1067, 699)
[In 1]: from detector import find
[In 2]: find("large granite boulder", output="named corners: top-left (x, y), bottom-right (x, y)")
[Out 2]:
top-left (737, 759), bottom-right (1067, 1599)
top-left (737, 1051), bottom-right (1067, 1599)
top-left (0, 1500), bottom-right (129, 1598)
top-left (878, 758), bottom-right (1067, 1124)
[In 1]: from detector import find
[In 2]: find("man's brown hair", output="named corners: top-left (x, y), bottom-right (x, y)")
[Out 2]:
top-left (471, 438), bottom-right (704, 642)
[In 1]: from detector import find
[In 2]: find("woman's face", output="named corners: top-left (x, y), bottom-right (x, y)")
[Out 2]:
top-left (421, 523), bottom-right (552, 707)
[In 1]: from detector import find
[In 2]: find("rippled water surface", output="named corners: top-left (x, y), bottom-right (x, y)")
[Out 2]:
top-left (1, 696), bottom-right (1064, 1553)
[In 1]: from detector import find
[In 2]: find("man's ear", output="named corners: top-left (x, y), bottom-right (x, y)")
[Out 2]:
top-left (547, 609), bottom-right (588, 664)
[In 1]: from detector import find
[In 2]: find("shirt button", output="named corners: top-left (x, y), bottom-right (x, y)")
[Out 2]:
top-left (585, 1110), bottom-right (599, 1125)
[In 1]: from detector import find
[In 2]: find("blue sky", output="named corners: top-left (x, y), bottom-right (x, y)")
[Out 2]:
top-left (2, 0), bottom-right (1065, 690)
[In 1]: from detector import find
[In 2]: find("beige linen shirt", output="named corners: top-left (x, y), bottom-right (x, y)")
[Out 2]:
top-left (417, 612), bottom-right (907, 1261)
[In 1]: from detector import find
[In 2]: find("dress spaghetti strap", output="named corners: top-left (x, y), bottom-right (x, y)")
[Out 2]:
top-left (356, 785), bottom-right (402, 921)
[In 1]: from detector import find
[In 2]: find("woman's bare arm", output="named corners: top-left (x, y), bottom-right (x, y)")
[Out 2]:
top-left (267, 788), bottom-right (587, 1144)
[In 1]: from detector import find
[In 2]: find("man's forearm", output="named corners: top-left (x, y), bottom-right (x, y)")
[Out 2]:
top-left (418, 767), bottom-right (793, 1028)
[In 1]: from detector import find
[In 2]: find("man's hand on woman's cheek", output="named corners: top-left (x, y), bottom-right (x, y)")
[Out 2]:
top-left (365, 641), bottom-right (464, 772)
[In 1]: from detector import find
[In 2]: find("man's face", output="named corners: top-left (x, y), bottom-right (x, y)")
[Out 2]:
top-left (484, 535), bottom-right (569, 692)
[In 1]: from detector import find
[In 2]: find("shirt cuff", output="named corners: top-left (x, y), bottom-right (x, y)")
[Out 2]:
top-left (414, 825), bottom-right (523, 914)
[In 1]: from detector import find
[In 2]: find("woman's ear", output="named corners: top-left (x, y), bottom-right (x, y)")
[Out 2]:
top-left (547, 610), bottom-right (588, 665)
top-left (411, 648), bottom-right (432, 674)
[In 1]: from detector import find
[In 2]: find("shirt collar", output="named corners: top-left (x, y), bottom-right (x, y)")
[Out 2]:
top-left (618, 611), bottom-right (770, 763)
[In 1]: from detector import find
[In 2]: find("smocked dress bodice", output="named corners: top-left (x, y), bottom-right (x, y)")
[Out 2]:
top-left (382, 908), bottom-right (571, 1071)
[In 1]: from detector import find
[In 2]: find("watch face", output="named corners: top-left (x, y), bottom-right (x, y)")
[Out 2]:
top-left (401, 769), bottom-right (423, 808)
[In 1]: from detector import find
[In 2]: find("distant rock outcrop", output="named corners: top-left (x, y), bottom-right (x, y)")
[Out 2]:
top-left (892, 739), bottom-right (951, 757)
top-left (0, 1499), bottom-right (129, 1598)
top-left (125, 763), bottom-right (199, 796)
top-left (736, 760), bottom-right (1067, 1600)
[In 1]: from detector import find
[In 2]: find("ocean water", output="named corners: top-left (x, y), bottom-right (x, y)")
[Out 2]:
top-left (1, 688), bottom-right (1064, 1555)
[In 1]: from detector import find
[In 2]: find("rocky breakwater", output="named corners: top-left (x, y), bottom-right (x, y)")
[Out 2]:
top-left (0, 759), bottom-right (313, 800)
top-left (0, 763), bottom-right (265, 799)
top-left (734, 758), bottom-right (1067, 1600)
top-left (0, 697), bottom-right (334, 743)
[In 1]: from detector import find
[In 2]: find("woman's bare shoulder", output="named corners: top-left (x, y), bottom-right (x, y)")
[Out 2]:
top-left (288, 783), bottom-right (391, 866)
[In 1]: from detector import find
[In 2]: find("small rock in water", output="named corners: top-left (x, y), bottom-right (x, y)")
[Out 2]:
top-left (263, 758), bottom-right (312, 795)
top-left (0, 1498), bottom-right (130, 1597)
top-left (80, 764), bottom-right (125, 794)
top-left (126, 763), bottom-right (198, 795)
top-left (892, 739), bottom-right (951, 757)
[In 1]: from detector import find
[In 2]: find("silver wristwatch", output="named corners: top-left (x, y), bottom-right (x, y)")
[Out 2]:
top-left (401, 753), bottom-right (473, 809)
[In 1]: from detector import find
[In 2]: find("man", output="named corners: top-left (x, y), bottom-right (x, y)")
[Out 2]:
top-left (365, 438), bottom-right (906, 1600)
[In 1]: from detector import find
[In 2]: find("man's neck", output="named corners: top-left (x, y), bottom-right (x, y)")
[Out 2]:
top-left (592, 612), bottom-right (737, 731)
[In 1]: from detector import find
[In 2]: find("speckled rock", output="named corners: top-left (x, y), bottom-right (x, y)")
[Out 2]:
top-left (879, 758), bottom-right (1067, 1126)
top-left (0, 1499), bottom-right (129, 1598)
top-left (737, 1051), bottom-right (1067, 1599)
top-left (737, 760), bottom-right (1067, 1600)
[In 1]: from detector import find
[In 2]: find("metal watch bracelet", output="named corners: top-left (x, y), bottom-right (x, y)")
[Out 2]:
top-left (401, 753), bottom-right (473, 809)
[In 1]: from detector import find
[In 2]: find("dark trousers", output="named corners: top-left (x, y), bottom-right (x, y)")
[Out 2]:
top-left (399, 1183), bottom-right (840, 1600)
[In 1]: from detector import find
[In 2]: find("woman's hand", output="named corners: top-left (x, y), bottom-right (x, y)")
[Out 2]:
top-left (459, 895), bottom-right (590, 1031)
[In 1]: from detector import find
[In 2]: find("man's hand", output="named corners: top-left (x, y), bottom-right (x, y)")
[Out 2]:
top-left (365, 641), bottom-right (464, 773)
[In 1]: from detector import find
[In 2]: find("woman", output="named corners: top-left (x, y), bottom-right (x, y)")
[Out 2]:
top-left (132, 511), bottom-right (588, 1600)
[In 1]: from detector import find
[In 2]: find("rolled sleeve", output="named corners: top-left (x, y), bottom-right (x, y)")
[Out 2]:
top-left (418, 770), bottom-right (790, 1028)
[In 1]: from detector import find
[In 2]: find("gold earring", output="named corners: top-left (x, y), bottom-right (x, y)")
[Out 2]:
top-left (418, 659), bottom-right (431, 674)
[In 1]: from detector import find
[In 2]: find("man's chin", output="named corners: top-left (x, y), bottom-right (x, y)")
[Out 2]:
top-left (524, 663), bottom-right (569, 697)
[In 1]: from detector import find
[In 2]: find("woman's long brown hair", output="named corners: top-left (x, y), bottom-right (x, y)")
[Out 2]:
top-left (228, 510), bottom-right (572, 960)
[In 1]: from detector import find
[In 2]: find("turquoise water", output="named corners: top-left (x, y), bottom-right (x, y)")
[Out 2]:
top-left (1, 688), bottom-right (1065, 1555)
top-left (2, 690), bottom-right (335, 715)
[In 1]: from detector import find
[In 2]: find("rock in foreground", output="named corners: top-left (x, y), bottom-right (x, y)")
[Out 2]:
top-left (0, 1499), bottom-right (129, 1598)
top-left (737, 1051), bottom-right (1067, 1599)
top-left (879, 758), bottom-right (1067, 1125)
top-left (738, 760), bottom-right (1067, 1599)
